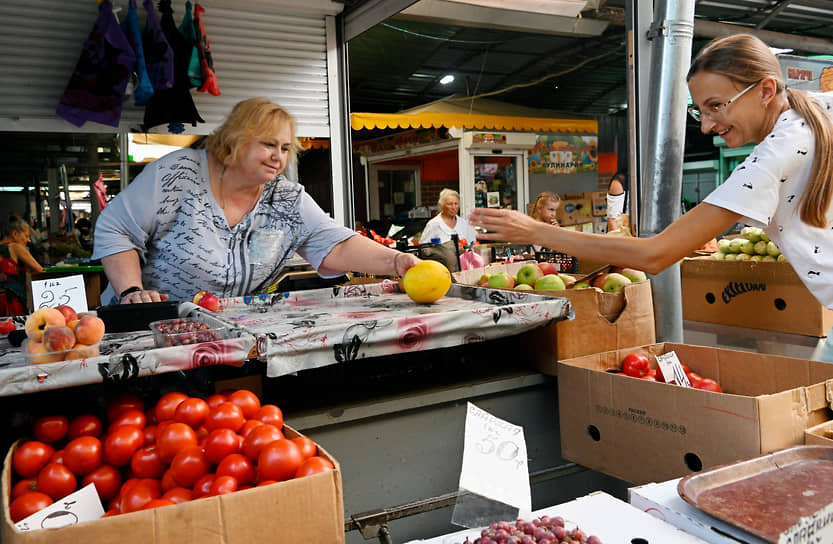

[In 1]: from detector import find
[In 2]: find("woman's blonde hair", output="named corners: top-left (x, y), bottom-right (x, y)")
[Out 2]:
top-left (204, 97), bottom-right (304, 170)
top-left (688, 34), bottom-right (833, 228)
top-left (438, 188), bottom-right (461, 209)
top-left (531, 191), bottom-right (561, 220)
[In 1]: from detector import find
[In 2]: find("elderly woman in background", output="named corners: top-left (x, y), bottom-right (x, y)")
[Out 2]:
top-left (93, 97), bottom-right (420, 304)
top-left (419, 188), bottom-right (479, 245)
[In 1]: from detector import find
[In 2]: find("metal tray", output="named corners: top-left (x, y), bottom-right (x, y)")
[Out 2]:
top-left (678, 445), bottom-right (833, 542)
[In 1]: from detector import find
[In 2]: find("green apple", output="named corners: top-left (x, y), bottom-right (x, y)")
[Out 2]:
top-left (777, 254), bottom-right (787, 262)
top-left (740, 226), bottom-right (762, 243)
top-left (712, 251), bottom-right (726, 260)
top-left (762, 255), bottom-right (776, 262)
top-left (724, 253), bottom-right (738, 261)
top-left (735, 253), bottom-right (752, 261)
top-left (601, 272), bottom-right (632, 293)
top-left (618, 268), bottom-right (647, 283)
top-left (488, 272), bottom-right (515, 289)
top-left (750, 255), bottom-right (763, 262)
top-left (571, 281), bottom-right (591, 289)
top-left (558, 273), bottom-right (576, 285)
top-left (534, 274), bottom-right (566, 290)
top-left (753, 240), bottom-right (769, 255)
top-left (515, 283), bottom-right (534, 291)
top-left (739, 240), bottom-right (755, 255)
top-left (760, 232), bottom-right (771, 243)
top-left (729, 238), bottom-right (748, 253)
top-left (767, 241), bottom-right (781, 257)
top-left (516, 263), bottom-right (544, 286)
top-left (717, 239), bottom-right (732, 253)
top-left (478, 274), bottom-right (490, 287)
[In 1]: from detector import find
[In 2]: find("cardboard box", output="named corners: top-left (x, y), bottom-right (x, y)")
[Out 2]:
top-left (590, 191), bottom-right (608, 217)
top-left (2, 426), bottom-right (345, 544)
top-left (556, 193), bottom-right (592, 226)
top-left (681, 257), bottom-right (833, 336)
top-left (453, 262), bottom-right (656, 364)
top-left (558, 342), bottom-right (833, 484)
top-left (629, 478), bottom-right (768, 544)
top-left (804, 419), bottom-right (833, 446)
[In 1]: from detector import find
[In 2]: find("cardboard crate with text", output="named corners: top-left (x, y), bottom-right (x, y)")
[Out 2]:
top-left (558, 342), bottom-right (833, 485)
top-left (454, 261), bottom-right (655, 365)
top-left (555, 193), bottom-right (592, 226)
top-left (681, 257), bottom-right (833, 336)
top-left (1, 426), bottom-right (345, 544)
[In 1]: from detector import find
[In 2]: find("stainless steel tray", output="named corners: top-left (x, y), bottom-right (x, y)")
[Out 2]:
top-left (678, 445), bottom-right (833, 542)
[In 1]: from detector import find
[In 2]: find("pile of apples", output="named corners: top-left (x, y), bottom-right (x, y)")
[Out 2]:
top-left (711, 226), bottom-right (786, 262)
top-left (478, 262), bottom-right (647, 293)
top-left (615, 352), bottom-right (723, 392)
top-left (23, 306), bottom-right (105, 364)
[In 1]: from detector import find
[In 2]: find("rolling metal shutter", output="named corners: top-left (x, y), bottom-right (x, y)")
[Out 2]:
top-left (0, 0), bottom-right (331, 137)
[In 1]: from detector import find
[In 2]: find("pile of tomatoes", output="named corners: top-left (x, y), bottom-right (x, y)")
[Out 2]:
top-left (8, 389), bottom-right (334, 523)
top-left (617, 352), bottom-right (723, 393)
top-left (359, 229), bottom-right (395, 246)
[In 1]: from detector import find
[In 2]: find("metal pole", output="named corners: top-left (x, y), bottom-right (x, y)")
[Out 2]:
top-left (640, 0), bottom-right (695, 343)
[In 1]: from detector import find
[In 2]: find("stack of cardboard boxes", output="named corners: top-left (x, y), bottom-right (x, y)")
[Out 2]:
top-left (555, 191), bottom-right (608, 233)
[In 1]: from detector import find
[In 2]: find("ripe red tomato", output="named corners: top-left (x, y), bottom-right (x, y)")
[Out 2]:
top-left (203, 428), bottom-right (242, 464)
top-left (142, 498), bottom-right (177, 510)
top-left (291, 436), bottom-right (318, 460)
top-left (686, 372), bottom-right (704, 388)
top-left (119, 479), bottom-right (160, 514)
top-left (155, 392), bottom-right (189, 423)
top-left (205, 402), bottom-right (246, 433)
top-left (258, 439), bottom-right (303, 482)
top-left (295, 456), bottom-right (335, 478)
top-left (63, 436), bottom-right (103, 476)
top-left (161, 468), bottom-right (178, 492)
top-left (82, 464), bottom-right (122, 502)
top-left (103, 425), bottom-right (144, 466)
top-left (9, 492), bottom-right (53, 523)
top-left (192, 473), bottom-right (217, 499)
top-left (68, 414), bottom-right (104, 440)
top-left (205, 393), bottom-right (228, 410)
top-left (239, 419), bottom-right (264, 438)
top-left (208, 475), bottom-right (238, 496)
top-left (170, 445), bottom-right (211, 488)
top-left (106, 393), bottom-right (145, 423)
top-left (130, 445), bottom-right (166, 479)
top-left (174, 397), bottom-right (210, 428)
top-left (621, 353), bottom-right (651, 378)
top-left (11, 478), bottom-right (38, 500)
top-left (36, 462), bottom-right (77, 500)
top-left (162, 487), bottom-right (192, 504)
top-left (156, 422), bottom-right (198, 463)
top-left (228, 390), bottom-right (261, 419)
top-left (696, 378), bottom-right (723, 393)
top-left (145, 407), bottom-right (158, 426)
top-left (109, 408), bottom-right (147, 431)
top-left (142, 424), bottom-right (157, 446)
top-left (242, 424), bottom-right (283, 462)
top-left (254, 404), bottom-right (283, 429)
top-left (49, 449), bottom-right (65, 465)
top-left (33, 415), bottom-right (69, 444)
top-left (216, 453), bottom-right (257, 486)
top-left (13, 441), bottom-right (55, 478)
top-left (0, 318), bottom-right (15, 334)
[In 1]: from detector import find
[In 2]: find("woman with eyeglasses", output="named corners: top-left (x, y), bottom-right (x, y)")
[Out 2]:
top-left (470, 34), bottom-right (833, 360)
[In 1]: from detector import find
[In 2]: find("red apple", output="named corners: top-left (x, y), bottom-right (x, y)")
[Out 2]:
top-left (54, 305), bottom-right (78, 324)
top-left (192, 291), bottom-right (220, 312)
top-left (538, 262), bottom-right (558, 276)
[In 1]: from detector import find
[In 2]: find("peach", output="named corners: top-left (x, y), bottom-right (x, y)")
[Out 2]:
top-left (24, 308), bottom-right (66, 342)
top-left (55, 305), bottom-right (78, 324)
top-left (66, 319), bottom-right (80, 330)
top-left (25, 341), bottom-right (64, 365)
top-left (74, 315), bottom-right (105, 345)
top-left (42, 325), bottom-right (76, 352)
top-left (65, 343), bottom-right (100, 361)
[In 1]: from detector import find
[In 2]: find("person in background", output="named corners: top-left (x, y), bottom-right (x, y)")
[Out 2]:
top-left (93, 97), bottom-right (420, 305)
top-left (419, 188), bottom-right (479, 245)
top-left (0, 218), bottom-right (45, 315)
top-left (75, 210), bottom-right (93, 251)
top-left (531, 192), bottom-right (561, 226)
top-left (471, 34), bottom-right (833, 361)
top-left (606, 171), bottom-right (628, 230)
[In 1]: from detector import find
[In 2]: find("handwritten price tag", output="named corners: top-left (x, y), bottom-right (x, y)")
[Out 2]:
top-left (16, 483), bottom-right (103, 532)
top-left (458, 402), bottom-right (531, 513)
top-left (777, 500), bottom-right (833, 544)
top-left (31, 274), bottom-right (88, 313)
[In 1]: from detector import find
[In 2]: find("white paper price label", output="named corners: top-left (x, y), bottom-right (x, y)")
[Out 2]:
top-left (655, 351), bottom-right (691, 387)
top-left (778, 500), bottom-right (833, 544)
top-left (15, 483), bottom-right (104, 532)
top-left (31, 274), bottom-right (88, 313)
top-left (458, 402), bottom-right (531, 513)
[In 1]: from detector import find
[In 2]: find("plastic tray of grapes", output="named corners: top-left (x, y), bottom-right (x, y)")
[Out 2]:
top-left (149, 318), bottom-right (230, 347)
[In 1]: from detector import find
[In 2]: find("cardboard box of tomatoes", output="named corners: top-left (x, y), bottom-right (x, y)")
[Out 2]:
top-left (0, 404), bottom-right (344, 544)
top-left (557, 342), bottom-right (833, 485)
top-left (454, 261), bottom-right (656, 364)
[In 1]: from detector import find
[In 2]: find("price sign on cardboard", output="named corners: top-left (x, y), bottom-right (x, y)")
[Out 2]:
top-left (655, 351), bottom-right (691, 387)
top-left (15, 483), bottom-right (103, 532)
top-left (458, 402), bottom-right (531, 513)
top-left (778, 500), bottom-right (833, 544)
top-left (31, 274), bottom-right (88, 313)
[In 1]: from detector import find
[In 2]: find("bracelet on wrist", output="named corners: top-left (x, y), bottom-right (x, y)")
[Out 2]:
top-left (119, 286), bottom-right (142, 300)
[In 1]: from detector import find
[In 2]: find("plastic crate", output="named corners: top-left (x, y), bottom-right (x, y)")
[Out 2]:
top-left (534, 251), bottom-right (578, 274)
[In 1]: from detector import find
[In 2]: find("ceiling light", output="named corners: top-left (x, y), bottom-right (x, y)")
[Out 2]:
top-left (445, 0), bottom-right (586, 17)
top-left (440, 74), bottom-right (455, 85)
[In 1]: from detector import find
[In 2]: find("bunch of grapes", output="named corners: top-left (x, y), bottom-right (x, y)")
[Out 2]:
top-left (458, 516), bottom-right (603, 544)
top-left (153, 319), bottom-right (225, 346)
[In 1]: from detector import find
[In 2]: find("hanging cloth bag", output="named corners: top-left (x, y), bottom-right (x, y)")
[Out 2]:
top-left (142, 0), bottom-right (175, 91)
top-left (56, 0), bottom-right (137, 127)
top-left (178, 1), bottom-right (203, 88)
top-left (194, 3), bottom-right (221, 96)
top-left (121, 0), bottom-right (154, 106)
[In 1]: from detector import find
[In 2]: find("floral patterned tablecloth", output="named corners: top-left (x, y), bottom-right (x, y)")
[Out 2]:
top-left (0, 282), bottom-right (572, 395)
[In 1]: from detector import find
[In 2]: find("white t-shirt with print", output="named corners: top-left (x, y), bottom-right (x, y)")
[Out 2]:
top-left (703, 91), bottom-right (833, 309)
top-left (419, 214), bottom-right (479, 244)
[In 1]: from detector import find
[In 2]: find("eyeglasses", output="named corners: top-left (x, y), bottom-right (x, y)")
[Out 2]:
top-left (687, 81), bottom-right (759, 122)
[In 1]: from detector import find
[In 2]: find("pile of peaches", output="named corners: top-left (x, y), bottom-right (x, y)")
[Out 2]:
top-left (23, 305), bottom-right (105, 364)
